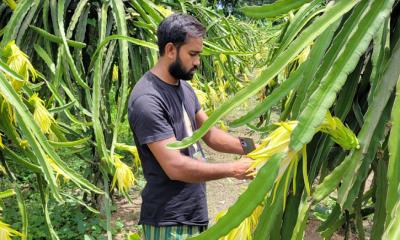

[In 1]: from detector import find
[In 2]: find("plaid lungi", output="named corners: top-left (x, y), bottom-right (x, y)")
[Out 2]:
top-left (142, 224), bottom-right (207, 240)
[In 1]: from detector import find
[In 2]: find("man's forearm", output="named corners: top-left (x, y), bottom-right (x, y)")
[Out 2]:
top-left (147, 137), bottom-right (254, 183)
top-left (203, 127), bottom-right (245, 155)
top-left (166, 155), bottom-right (239, 183)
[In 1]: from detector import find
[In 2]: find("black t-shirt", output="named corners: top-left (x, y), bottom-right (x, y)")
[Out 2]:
top-left (128, 71), bottom-right (208, 226)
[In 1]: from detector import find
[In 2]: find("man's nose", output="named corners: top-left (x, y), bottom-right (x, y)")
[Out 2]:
top-left (193, 56), bottom-right (200, 67)
top-left (193, 57), bottom-right (201, 66)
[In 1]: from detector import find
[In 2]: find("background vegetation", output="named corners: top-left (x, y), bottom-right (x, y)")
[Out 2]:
top-left (1, 0), bottom-right (400, 240)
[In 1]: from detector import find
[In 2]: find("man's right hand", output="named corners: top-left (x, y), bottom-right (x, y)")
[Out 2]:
top-left (230, 159), bottom-right (255, 180)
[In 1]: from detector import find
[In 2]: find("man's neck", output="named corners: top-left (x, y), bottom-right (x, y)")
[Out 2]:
top-left (151, 61), bottom-right (179, 85)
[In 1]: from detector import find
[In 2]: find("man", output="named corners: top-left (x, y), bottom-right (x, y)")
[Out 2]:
top-left (128, 13), bottom-right (254, 240)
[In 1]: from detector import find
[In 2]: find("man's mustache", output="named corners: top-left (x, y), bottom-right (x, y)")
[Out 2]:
top-left (190, 66), bottom-right (198, 72)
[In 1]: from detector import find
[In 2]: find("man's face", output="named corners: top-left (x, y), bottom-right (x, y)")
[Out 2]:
top-left (168, 37), bottom-right (203, 80)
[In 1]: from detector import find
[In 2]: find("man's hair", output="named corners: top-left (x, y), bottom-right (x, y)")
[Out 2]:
top-left (157, 13), bottom-right (206, 56)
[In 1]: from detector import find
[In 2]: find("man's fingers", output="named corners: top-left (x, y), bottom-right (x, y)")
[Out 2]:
top-left (244, 173), bottom-right (254, 180)
top-left (241, 157), bottom-right (254, 163)
top-left (231, 159), bottom-right (256, 180)
top-left (245, 166), bottom-right (255, 173)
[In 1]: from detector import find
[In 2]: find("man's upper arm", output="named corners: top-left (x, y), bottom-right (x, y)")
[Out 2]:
top-left (130, 95), bottom-right (174, 145)
top-left (147, 137), bottom-right (183, 179)
top-left (195, 109), bottom-right (217, 141)
top-left (130, 95), bottom-right (185, 180)
top-left (195, 109), bottom-right (208, 128)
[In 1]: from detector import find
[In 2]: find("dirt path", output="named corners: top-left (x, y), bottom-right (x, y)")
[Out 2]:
top-left (203, 123), bottom-right (258, 223)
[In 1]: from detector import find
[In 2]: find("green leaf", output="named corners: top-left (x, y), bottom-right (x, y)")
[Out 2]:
top-left (45, 80), bottom-right (90, 127)
top-left (91, 2), bottom-right (111, 166)
top-left (37, 176), bottom-right (60, 240)
top-left (253, 179), bottom-right (285, 240)
top-left (129, 0), bottom-right (157, 27)
top-left (48, 136), bottom-right (90, 148)
top-left (241, 0), bottom-right (314, 19)
top-left (127, 232), bottom-right (141, 240)
top-left (65, 0), bottom-right (89, 39)
top-left (0, 57), bottom-right (24, 81)
top-left (277, 1), bottom-right (324, 56)
top-left (29, 25), bottom-right (86, 48)
top-left (231, 18), bottom-right (339, 128)
top-left (291, 18), bottom-right (341, 118)
top-left (290, 193), bottom-right (311, 240)
top-left (14, 185), bottom-right (28, 240)
top-left (60, 82), bottom-right (92, 117)
top-left (34, 44), bottom-right (56, 74)
top-left (314, 204), bottom-right (341, 235)
top-left (340, 98), bottom-right (391, 210)
top-left (0, 0), bottom-right (32, 47)
top-left (371, 158), bottom-right (388, 239)
top-left (203, 41), bottom-right (253, 56)
top-left (0, 189), bottom-right (15, 199)
top-left (102, 170), bottom-right (112, 240)
top-left (48, 100), bottom-right (76, 113)
top-left (386, 76), bottom-right (400, 224)
top-left (137, 0), bottom-right (163, 24)
top-left (61, 193), bottom-right (100, 214)
top-left (300, 0), bottom-right (369, 115)
top-left (15, 0), bottom-right (40, 45)
top-left (3, 146), bottom-right (41, 173)
top-left (383, 195), bottom-right (400, 239)
top-left (89, 34), bottom-right (157, 72)
top-left (230, 61), bottom-right (303, 128)
top-left (109, 0), bottom-right (130, 159)
top-left (57, 0), bottom-right (89, 90)
top-left (318, 205), bottom-right (346, 239)
top-left (312, 154), bottom-right (352, 202)
top-left (368, 17), bottom-right (391, 104)
top-left (337, 29), bottom-right (400, 209)
top-left (188, 153), bottom-right (283, 240)
top-left (84, 235), bottom-right (94, 240)
top-left (290, 0), bottom-right (395, 151)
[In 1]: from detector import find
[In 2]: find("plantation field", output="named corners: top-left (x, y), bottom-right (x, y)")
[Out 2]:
top-left (1, 0), bottom-right (400, 239)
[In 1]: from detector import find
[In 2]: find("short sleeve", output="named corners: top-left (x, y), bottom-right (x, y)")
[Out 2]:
top-left (194, 93), bottom-right (201, 113)
top-left (128, 95), bottom-right (174, 145)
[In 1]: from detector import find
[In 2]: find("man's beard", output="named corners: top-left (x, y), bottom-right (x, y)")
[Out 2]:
top-left (168, 56), bottom-right (197, 81)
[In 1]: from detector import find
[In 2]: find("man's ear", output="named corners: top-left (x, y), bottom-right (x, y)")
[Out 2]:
top-left (165, 42), bottom-right (177, 60)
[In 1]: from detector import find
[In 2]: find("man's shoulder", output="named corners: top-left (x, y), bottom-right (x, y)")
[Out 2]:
top-left (130, 73), bottom-right (160, 99)
top-left (133, 72), bottom-right (155, 91)
top-left (128, 84), bottom-right (164, 118)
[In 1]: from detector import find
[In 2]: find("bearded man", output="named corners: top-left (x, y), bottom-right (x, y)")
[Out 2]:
top-left (128, 13), bottom-right (254, 240)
